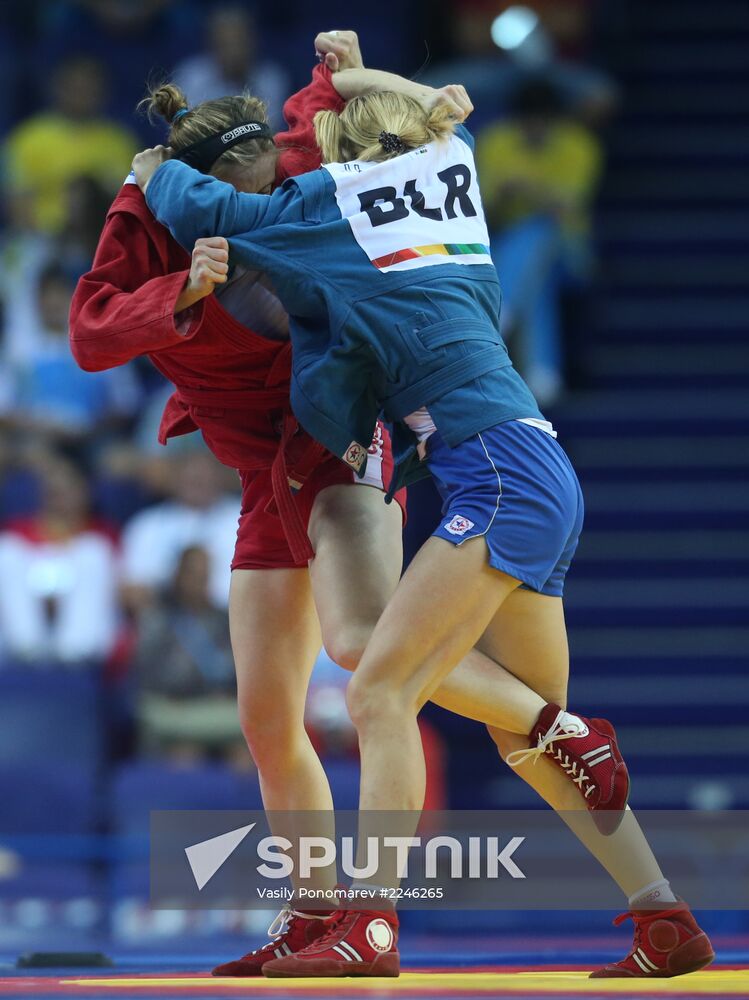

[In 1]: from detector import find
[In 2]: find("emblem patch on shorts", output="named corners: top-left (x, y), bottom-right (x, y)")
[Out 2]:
top-left (445, 515), bottom-right (475, 536)
top-left (344, 441), bottom-right (366, 471)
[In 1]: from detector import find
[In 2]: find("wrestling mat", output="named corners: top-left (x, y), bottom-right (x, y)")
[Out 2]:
top-left (1, 966), bottom-right (746, 999)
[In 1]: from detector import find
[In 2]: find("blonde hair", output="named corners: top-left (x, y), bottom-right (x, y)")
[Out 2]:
top-left (314, 92), bottom-right (456, 164)
top-left (140, 82), bottom-right (276, 172)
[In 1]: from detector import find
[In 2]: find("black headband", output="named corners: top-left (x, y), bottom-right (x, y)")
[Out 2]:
top-left (176, 120), bottom-right (273, 174)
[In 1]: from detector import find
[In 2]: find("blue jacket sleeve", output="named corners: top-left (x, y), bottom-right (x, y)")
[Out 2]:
top-left (145, 160), bottom-right (305, 252)
top-left (454, 123), bottom-right (475, 151)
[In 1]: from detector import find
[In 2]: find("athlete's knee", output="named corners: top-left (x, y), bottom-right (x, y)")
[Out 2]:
top-left (241, 718), bottom-right (304, 773)
top-left (237, 690), bottom-right (302, 764)
top-left (237, 704), bottom-right (278, 761)
top-left (323, 625), bottom-right (373, 673)
top-left (346, 680), bottom-right (388, 731)
top-left (346, 671), bottom-right (415, 730)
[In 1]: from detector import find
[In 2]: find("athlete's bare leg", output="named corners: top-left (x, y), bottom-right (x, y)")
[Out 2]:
top-left (231, 568), bottom-right (324, 806)
top-left (308, 482), bottom-right (558, 734)
top-left (230, 567), bottom-right (337, 892)
top-left (278, 492), bottom-right (663, 898)
top-left (342, 536), bottom-right (662, 896)
top-left (475, 588), bottom-right (665, 896)
top-left (307, 484), bottom-right (403, 670)
top-left (346, 536), bottom-right (541, 816)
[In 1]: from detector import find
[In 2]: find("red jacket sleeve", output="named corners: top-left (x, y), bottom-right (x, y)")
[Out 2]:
top-left (69, 189), bottom-right (206, 372)
top-left (274, 64), bottom-right (346, 183)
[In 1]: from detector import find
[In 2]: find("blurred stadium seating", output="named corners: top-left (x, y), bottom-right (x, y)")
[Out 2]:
top-left (0, 0), bottom-right (747, 956)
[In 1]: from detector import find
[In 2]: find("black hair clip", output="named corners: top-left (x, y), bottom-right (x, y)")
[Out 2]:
top-left (379, 130), bottom-right (404, 154)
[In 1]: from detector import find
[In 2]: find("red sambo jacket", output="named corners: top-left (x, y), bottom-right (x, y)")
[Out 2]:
top-left (69, 66), bottom-right (345, 560)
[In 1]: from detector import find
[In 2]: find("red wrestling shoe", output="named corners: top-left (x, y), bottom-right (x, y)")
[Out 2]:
top-left (212, 906), bottom-right (328, 976)
top-left (590, 903), bottom-right (715, 978)
top-left (262, 908), bottom-right (400, 978)
top-left (506, 703), bottom-right (630, 833)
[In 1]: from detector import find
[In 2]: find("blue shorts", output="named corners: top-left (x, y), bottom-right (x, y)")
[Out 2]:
top-left (426, 421), bottom-right (584, 597)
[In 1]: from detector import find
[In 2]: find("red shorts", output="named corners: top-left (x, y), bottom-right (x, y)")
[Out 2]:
top-left (232, 422), bottom-right (406, 571)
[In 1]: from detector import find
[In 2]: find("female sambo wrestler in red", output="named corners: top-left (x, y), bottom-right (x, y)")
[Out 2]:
top-left (70, 31), bottom-right (475, 972)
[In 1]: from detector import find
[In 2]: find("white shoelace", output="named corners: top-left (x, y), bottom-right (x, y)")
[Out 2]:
top-left (505, 710), bottom-right (597, 798)
top-left (266, 905), bottom-right (295, 940)
top-left (264, 904), bottom-right (327, 944)
top-left (243, 905), bottom-right (327, 958)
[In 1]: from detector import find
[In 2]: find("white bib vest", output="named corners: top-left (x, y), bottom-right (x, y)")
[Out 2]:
top-left (323, 134), bottom-right (493, 274)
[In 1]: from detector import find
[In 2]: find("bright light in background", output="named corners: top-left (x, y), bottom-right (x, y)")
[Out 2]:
top-left (491, 6), bottom-right (540, 51)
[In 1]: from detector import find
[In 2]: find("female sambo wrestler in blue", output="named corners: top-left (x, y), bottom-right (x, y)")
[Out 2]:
top-left (133, 92), bottom-right (713, 982)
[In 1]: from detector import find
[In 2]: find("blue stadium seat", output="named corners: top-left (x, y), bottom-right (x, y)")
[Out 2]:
top-left (110, 761), bottom-right (263, 835)
top-left (0, 761), bottom-right (100, 834)
top-left (0, 667), bottom-right (104, 772)
top-left (0, 862), bottom-right (99, 900)
top-left (108, 861), bottom-right (149, 901)
top-left (108, 762), bottom-right (265, 905)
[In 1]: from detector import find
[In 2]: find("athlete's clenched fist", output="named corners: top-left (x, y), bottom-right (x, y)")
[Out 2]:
top-left (132, 145), bottom-right (171, 192)
top-left (314, 30), bottom-right (363, 72)
top-left (426, 84), bottom-right (474, 123)
top-left (175, 237), bottom-right (230, 313)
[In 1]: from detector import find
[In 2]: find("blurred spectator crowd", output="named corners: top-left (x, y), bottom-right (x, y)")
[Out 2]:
top-left (0, 0), bottom-right (613, 782)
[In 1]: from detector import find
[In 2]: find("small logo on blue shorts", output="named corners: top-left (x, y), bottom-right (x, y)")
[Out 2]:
top-left (445, 515), bottom-right (475, 536)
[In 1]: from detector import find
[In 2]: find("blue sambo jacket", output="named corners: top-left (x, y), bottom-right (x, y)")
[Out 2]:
top-left (146, 125), bottom-right (543, 495)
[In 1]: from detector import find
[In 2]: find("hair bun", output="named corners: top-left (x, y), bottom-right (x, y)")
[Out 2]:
top-left (141, 82), bottom-right (189, 125)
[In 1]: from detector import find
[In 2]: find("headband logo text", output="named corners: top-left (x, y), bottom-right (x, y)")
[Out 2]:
top-left (221, 123), bottom-right (263, 144)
